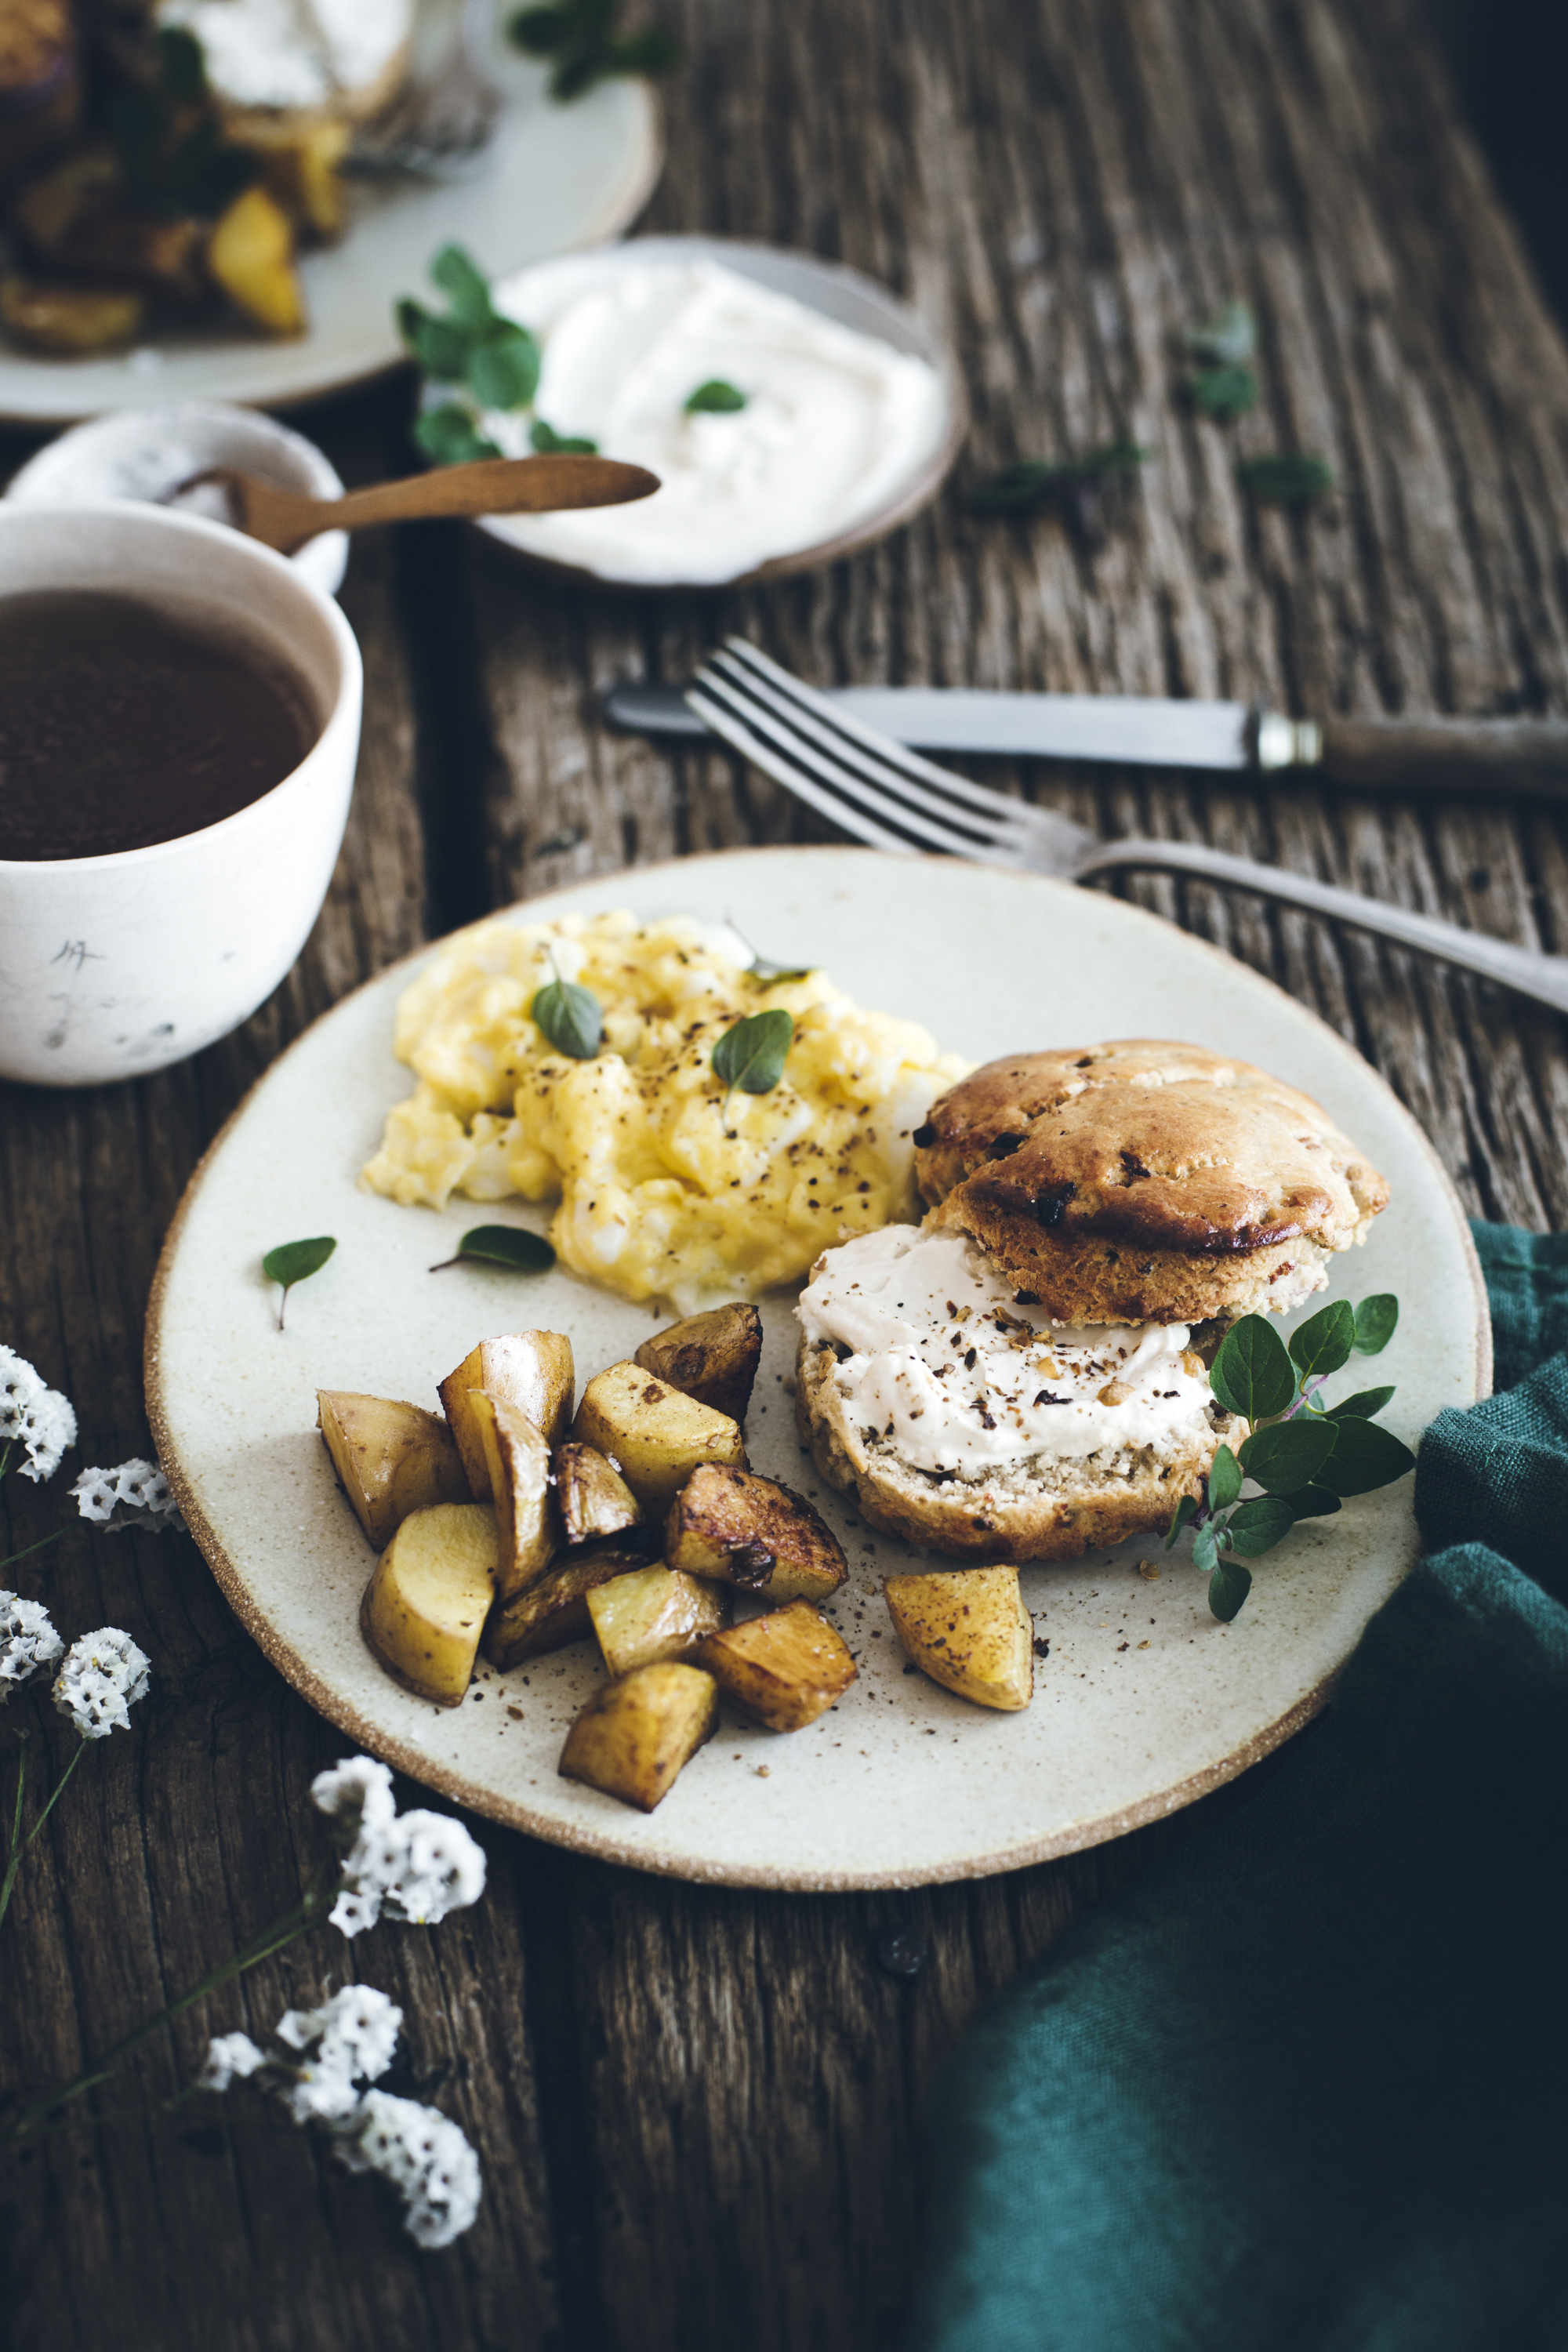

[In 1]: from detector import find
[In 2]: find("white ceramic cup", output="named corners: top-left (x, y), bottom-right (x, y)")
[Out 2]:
top-left (0, 501), bottom-right (362, 1088)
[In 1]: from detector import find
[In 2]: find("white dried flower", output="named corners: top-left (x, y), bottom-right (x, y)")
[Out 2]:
top-left (71, 1458), bottom-right (185, 1534)
top-left (314, 1757), bottom-right (486, 1937)
top-left (52, 1627), bottom-right (151, 1740)
top-left (277, 1984), bottom-right (402, 2087)
top-left (335, 2090), bottom-right (482, 2249)
top-left (0, 1591), bottom-right (64, 1690)
top-left (311, 1755), bottom-right (397, 1842)
top-left (198, 2032), bottom-right (267, 2092)
top-left (327, 1886), bottom-right (381, 1939)
top-left (0, 1347), bottom-right (76, 1483)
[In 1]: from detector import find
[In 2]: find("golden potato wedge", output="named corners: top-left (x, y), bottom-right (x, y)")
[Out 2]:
top-left (555, 1440), bottom-right (644, 1548)
top-left (0, 273), bottom-right (144, 354)
top-left (468, 1391), bottom-right (558, 1602)
top-left (884, 1566), bottom-right (1034, 1712)
top-left (484, 1544), bottom-right (648, 1671)
top-left (439, 1331), bottom-right (575, 1497)
top-left (572, 1361), bottom-right (745, 1508)
top-left (586, 1566), bottom-right (730, 1679)
top-left (318, 1388), bottom-right (470, 1549)
top-left (695, 1600), bottom-right (857, 1732)
top-left (558, 1661), bottom-right (718, 1813)
top-left (633, 1301), bottom-right (763, 1424)
top-left (207, 184), bottom-right (304, 334)
top-left (359, 1501), bottom-right (496, 1706)
top-left (664, 1466), bottom-right (848, 1603)
top-left (226, 109), bottom-right (349, 238)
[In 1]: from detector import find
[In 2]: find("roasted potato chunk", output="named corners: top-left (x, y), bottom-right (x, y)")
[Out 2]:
top-left (696, 1600), bottom-right (856, 1732)
top-left (469, 1391), bottom-right (558, 1602)
top-left (572, 1361), bottom-right (745, 1508)
top-left (227, 109), bottom-right (349, 238)
top-left (15, 149), bottom-right (208, 300)
top-left (207, 184), bottom-right (303, 334)
top-left (439, 1331), bottom-right (575, 1497)
top-left (317, 1388), bottom-right (470, 1549)
top-left (555, 1440), bottom-right (644, 1548)
top-left (664, 1466), bottom-right (848, 1603)
top-left (884, 1566), bottom-right (1034, 1712)
top-left (633, 1301), bottom-right (763, 1424)
top-left (586, 1566), bottom-right (730, 1679)
top-left (359, 1501), bottom-right (496, 1706)
top-left (483, 1544), bottom-right (648, 1671)
top-left (558, 1661), bottom-right (718, 1813)
top-left (0, 273), bottom-right (144, 354)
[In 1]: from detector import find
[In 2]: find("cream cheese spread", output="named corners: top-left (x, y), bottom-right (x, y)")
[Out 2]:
top-left (158, 0), bottom-right (412, 114)
top-left (477, 254), bottom-right (949, 585)
top-left (798, 1225), bottom-right (1216, 1477)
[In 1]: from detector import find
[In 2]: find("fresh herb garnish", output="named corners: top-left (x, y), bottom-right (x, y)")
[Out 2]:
top-left (1167, 1294), bottom-right (1411, 1620)
top-left (1240, 453), bottom-right (1334, 507)
top-left (430, 1225), bottom-right (556, 1274)
top-left (712, 1008), bottom-right (793, 1120)
top-left (530, 419), bottom-right (599, 455)
top-left (1188, 365), bottom-right (1258, 422)
top-left (971, 440), bottom-right (1149, 542)
top-left (416, 404), bottom-right (503, 466)
top-left (531, 964), bottom-right (604, 1058)
top-left (262, 1236), bottom-right (336, 1330)
top-left (685, 379), bottom-right (747, 414)
top-left (508, 0), bottom-right (682, 100)
top-left (398, 244), bottom-right (543, 465)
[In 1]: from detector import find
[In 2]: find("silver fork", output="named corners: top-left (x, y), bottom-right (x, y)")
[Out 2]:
top-left (687, 640), bottom-right (1568, 1018)
top-left (351, 0), bottom-right (501, 179)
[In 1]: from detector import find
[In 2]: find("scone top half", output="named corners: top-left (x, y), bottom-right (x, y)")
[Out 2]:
top-left (914, 1040), bottom-right (1389, 1327)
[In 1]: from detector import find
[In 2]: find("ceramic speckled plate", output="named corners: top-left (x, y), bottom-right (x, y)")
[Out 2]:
top-left (146, 848), bottom-right (1488, 1889)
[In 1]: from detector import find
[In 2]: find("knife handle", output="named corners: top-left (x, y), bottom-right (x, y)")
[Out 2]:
top-left (1310, 715), bottom-right (1568, 800)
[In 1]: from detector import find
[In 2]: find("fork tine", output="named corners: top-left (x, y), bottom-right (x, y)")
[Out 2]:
top-left (684, 688), bottom-right (917, 856)
top-left (691, 664), bottom-right (1022, 862)
top-left (720, 637), bottom-right (1032, 824)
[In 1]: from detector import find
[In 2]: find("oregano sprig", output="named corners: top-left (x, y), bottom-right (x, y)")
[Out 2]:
top-left (263, 1237), bottom-right (336, 1331)
top-left (1167, 1294), bottom-right (1413, 1621)
top-left (508, 0), bottom-right (682, 100)
top-left (531, 960), bottom-right (604, 1059)
top-left (712, 1008), bottom-right (793, 1123)
top-left (398, 245), bottom-right (543, 468)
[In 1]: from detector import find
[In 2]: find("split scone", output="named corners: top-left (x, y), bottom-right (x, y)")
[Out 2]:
top-left (794, 1040), bottom-right (1388, 1564)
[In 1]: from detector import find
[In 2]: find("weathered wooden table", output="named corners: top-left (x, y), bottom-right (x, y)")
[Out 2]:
top-left (5, 2), bottom-right (1567, 2345)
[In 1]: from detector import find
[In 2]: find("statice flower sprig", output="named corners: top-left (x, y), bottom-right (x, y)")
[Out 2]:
top-left (0, 1346), bottom-right (76, 1486)
top-left (1167, 1294), bottom-right (1413, 1621)
top-left (0, 1602), bottom-right (151, 1929)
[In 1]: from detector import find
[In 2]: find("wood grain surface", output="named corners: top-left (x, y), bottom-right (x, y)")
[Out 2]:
top-left (3, 2), bottom-right (1566, 2347)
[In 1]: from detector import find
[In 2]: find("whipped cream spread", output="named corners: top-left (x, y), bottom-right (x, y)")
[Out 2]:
top-left (158, 0), bottom-right (412, 113)
top-left (798, 1225), bottom-right (1216, 1478)
top-left (477, 255), bottom-right (948, 585)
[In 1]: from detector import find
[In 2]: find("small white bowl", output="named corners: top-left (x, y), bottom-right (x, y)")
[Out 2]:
top-left (4, 401), bottom-right (350, 598)
top-left (0, 501), bottom-right (362, 1088)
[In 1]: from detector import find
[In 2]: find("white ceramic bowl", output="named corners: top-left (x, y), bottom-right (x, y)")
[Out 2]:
top-left (0, 501), bottom-right (362, 1088)
top-left (4, 401), bottom-right (350, 597)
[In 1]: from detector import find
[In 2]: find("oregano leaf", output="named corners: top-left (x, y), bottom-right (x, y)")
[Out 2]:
top-left (1226, 1494), bottom-right (1297, 1558)
top-left (1209, 1314), bottom-right (1296, 1421)
top-left (1288, 1299), bottom-right (1356, 1381)
top-left (1314, 1417), bottom-right (1415, 1498)
top-left (1285, 1485), bottom-right (1343, 1519)
top-left (1207, 1444), bottom-right (1243, 1512)
top-left (532, 975), bottom-right (604, 1059)
top-left (415, 404), bottom-right (502, 466)
top-left (1238, 1417), bottom-right (1337, 1494)
top-left (530, 418), bottom-right (598, 454)
top-left (1189, 365), bottom-right (1258, 422)
top-left (263, 1236), bottom-right (336, 1330)
top-left (397, 299), bottom-right (472, 383)
top-left (430, 1225), bottom-right (556, 1274)
top-left (430, 243), bottom-right (495, 330)
top-left (1166, 1492), bottom-right (1200, 1549)
top-left (1353, 1295), bottom-right (1399, 1356)
top-left (1208, 1558), bottom-right (1253, 1621)
top-left (1240, 453), bottom-right (1334, 507)
top-left (685, 379), bottom-right (747, 413)
top-left (1327, 1385), bottom-right (1396, 1421)
top-left (712, 1008), bottom-right (793, 1104)
top-left (467, 325), bottom-right (540, 412)
top-left (1192, 1523), bottom-right (1221, 1574)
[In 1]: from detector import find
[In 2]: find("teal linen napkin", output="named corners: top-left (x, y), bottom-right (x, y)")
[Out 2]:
top-left (907, 1223), bottom-right (1568, 2352)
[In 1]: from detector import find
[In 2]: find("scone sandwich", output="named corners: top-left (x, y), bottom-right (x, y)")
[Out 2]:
top-left (795, 1041), bottom-right (1390, 1563)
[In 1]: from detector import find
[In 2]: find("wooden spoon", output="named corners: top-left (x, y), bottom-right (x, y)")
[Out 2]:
top-left (178, 453), bottom-right (661, 556)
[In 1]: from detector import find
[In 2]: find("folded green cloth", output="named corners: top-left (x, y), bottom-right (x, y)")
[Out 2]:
top-left (908, 1223), bottom-right (1568, 2352)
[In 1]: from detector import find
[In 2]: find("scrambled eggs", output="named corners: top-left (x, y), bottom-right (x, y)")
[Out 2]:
top-left (362, 912), bottom-right (970, 1310)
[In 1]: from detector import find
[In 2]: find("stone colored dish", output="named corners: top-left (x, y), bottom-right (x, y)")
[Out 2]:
top-left (145, 848), bottom-right (1488, 1890)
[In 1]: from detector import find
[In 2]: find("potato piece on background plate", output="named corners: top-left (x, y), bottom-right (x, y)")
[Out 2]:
top-left (207, 184), bottom-right (304, 334)
top-left (572, 1362), bottom-right (745, 1508)
top-left (360, 1502), bottom-right (496, 1705)
top-left (318, 1389), bottom-right (470, 1549)
top-left (0, 274), bottom-right (144, 354)
top-left (633, 1302), bottom-right (763, 1424)
top-left (697, 1601), bottom-right (856, 1733)
top-left (226, 110), bottom-right (350, 238)
top-left (555, 1440), bottom-right (644, 1548)
top-left (558, 1661), bottom-right (719, 1813)
top-left (664, 1466), bottom-right (847, 1603)
top-left (469, 1391), bottom-right (558, 1602)
top-left (884, 1566), bottom-right (1034, 1711)
top-left (484, 1544), bottom-right (648, 1670)
top-left (439, 1331), bottom-right (575, 1495)
top-left (586, 1566), bottom-right (730, 1679)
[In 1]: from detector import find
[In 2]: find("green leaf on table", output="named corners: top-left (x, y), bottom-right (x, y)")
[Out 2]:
top-left (1185, 299), bottom-right (1257, 367)
top-left (1353, 1294), bottom-right (1399, 1355)
top-left (1166, 1491), bottom-right (1200, 1548)
top-left (1226, 1494), bottom-right (1297, 1558)
top-left (530, 418), bottom-right (599, 455)
top-left (713, 1008), bottom-right (793, 1107)
top-left (1327, 1385), bottom-right (1396, 1421)
top-left (507, 0), bottom-right (681, 100)
top-left (1209, 1314), bottom-right (1296, 1421)
top-left (971, 441), bottom-right (1148, 516)
top-left (1192, 1523), bottom-right (1221, 1574)
top-left (263, 1236), bottom-right (336, 1330)
top-left (608, 25), bottom-right (682, 76)
top-left (1207, 1443), bottom-right (1243, 1512)
top-left (430, 242), bottom-right (497, 331)
top-left (397, 299), bottom-right (473, 383)
top-left (1314, 1417), bottom-right (1415, 1497)
top-left (1285, 1484), bottom-right (1343, 1519)
top-left (430, 1225), bottom-right (556, 1275)
top-left (1240, 453), bottom-right (1334, 507)
top-left (1239, 1417), bottom-right (1338, 1494)
top-left (468, 325), bottom-right (541, 412)
top-left (532, 974), bottom-right (604, 1059)
top-left (685, 379), bottom-right (748, 414)
top-left (1208, 1557), bottom-right (1254, 1621)
top-left (1288, 1299), bottom-right (1356, 1381)
top-left (415, 404), bottom-right (503, 467)
top-left (1189, 365), bottom-right (1258, 423)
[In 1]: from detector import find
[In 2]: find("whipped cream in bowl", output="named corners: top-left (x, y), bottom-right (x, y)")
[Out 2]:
top-left (452, 237), bottom-right (965, 588)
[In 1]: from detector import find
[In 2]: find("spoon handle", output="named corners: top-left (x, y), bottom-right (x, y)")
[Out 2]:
top-left (296, 455), bottom-right (659, 541)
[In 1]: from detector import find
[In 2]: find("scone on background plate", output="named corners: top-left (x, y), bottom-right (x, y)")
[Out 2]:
top-left (794, 1040), bottom-right (1390, 1566)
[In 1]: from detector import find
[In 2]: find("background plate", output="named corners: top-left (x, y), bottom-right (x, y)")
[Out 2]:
top-left (147, 848), bottom-right (1487, 1889)
top-left (0, 53), bottom-right (660, 425)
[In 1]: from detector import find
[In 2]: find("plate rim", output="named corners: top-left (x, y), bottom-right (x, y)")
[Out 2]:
top-left (144, 844), bottom-right (1491, 1888)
